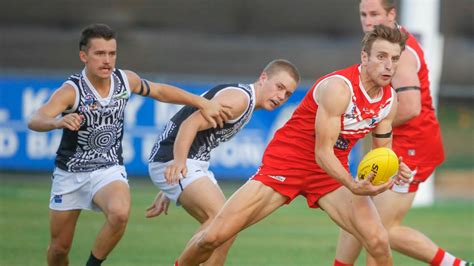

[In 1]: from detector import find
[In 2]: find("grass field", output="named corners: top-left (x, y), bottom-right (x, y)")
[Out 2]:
top-left (1, 175), bottom-right (473, 266)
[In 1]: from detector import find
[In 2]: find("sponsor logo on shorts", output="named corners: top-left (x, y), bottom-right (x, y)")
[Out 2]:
top-left (52, 195), bottom-right (62, 204)
top-left (269, 175), bottom-right (286, 182)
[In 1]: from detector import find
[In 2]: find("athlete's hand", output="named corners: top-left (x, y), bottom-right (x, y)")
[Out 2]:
top-left (199, 100), bottom-right (233, 128)
top-left (145, 191), bottom-right (170, 218)
top-left (394, 157), bottom-right (414, 185)
top-left (55, 113), bottom-right (84, 131)
top-left (350, 172), bottom-right (394, 196)
top-left (164, 160), bottom-right (187, 185)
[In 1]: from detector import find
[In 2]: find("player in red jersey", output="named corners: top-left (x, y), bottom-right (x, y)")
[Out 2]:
top-left (172, 25), bottom-right (412, 266)
top-left (334, 1), bottom-right (472, 266)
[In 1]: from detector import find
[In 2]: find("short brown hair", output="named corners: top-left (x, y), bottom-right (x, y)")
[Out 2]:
top-left (263, 59), bottom-right (301, 84)
top-left (360, 0), bottom-right (396, 13)
top-left (361, 24), bottom-right (407, 55)
top-left (79, 24), bottom-right (116, 51)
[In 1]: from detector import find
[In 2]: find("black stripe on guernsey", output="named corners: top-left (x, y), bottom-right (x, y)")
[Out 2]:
top-left (395, 86), bottom-right (421, 93)
top-left (371, 131), bottom-right (392, 138)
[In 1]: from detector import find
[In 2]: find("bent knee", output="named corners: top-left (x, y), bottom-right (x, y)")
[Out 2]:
top-left (48, 242), bottom-right (71, 257)
top-left (197, 231), bottom-right (225, 251)
top-left (364, 229), bottom-right (390, 256)
top-left (106, 209), bottom-right (129, 227)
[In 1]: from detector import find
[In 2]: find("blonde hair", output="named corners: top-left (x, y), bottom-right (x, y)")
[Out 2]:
top-left (263, 59), bottom-right (301, 84)
top-left (361, 24), bottom-right (407, 55)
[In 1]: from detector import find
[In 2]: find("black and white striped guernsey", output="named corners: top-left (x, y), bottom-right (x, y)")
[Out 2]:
top-left (55, 68), bottom-right (131, 172)
top-left (149, 83), bottom-right (256, 163)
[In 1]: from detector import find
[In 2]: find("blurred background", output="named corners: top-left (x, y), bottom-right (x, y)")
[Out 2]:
top-left (1, 0), bottom-right (472, 195)
top-left (0, 1), bottom-right (473, 265)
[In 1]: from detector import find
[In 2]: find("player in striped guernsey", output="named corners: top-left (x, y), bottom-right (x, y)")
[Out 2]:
top-left (145, 59), bottom-right (300, 266)
top-left (28, 24), bottom-right (230, 266)
top-left (334, 1), bottom-right (472, 266)
top-left (173, 25), bottom-right (412, 266)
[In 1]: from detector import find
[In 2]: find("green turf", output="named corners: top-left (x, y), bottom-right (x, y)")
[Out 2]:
top-left (0, 177), bottom-right (473, 266)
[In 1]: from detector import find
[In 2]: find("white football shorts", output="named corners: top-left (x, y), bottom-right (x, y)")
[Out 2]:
top-left (49, 165), bottom-right (128, 212)
top-left (148, 159), bottom-right (217, 205)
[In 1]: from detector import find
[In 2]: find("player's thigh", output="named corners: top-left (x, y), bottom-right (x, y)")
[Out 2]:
top-left (178, 176), bottom-right (226, 223)
top-left (93, 180), bottom-right (131, 216)
top-left (49, 209), bottom-right (81, 245)
top-left (318, 186), bottom-right (382, 240)
top-left (213, 180), bottom-right (288, 233)
top-left (373, 190), bottom-right (416, 227)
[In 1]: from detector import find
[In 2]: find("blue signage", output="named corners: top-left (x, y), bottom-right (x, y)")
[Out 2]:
top-left (0, 75), bottom-right (360, 180)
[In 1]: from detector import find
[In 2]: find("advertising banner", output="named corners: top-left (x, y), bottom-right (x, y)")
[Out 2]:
top-left (0, 75), bottom-right (360, 179)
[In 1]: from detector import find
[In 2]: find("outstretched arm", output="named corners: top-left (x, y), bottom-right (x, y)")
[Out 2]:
top-left (125, 70), bottom-right (231, 128)
top-left (314, 78), bottom-right (391, 196)
top-left (28, 84), bottom-right (83, 132)
top-left (165, 88), bottom-right (248, 185)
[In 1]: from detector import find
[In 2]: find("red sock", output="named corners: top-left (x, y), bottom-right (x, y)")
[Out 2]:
top-left (334, 259), bottom-right (354, 266)
top-left (431, 248), bottom-right (445, 265)
top-left (431, 248), bottom-right (466, 266)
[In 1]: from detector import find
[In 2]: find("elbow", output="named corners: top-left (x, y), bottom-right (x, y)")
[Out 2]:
top-left (314, 149), bottom-right (325, 166)
top-left (27, 119), bottom-right (35, 131)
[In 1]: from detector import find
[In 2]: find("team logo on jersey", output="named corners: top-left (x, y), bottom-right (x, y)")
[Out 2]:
top-left (79, 106), bottom-right (88, 113)
top-left (369, 117), bottom-right (380, 127)
top-left (84, 95), bottom-right (98, 110)
top-left (343, 106), bottom-right (356, 119)
top-left (113, 91), bottom-right (129, 100)
top-left (362, 107), bottom-right (376, 116)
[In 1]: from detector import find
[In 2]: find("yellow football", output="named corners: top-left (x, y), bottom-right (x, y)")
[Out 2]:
top-left (357, 147), bottom-right (399, 185)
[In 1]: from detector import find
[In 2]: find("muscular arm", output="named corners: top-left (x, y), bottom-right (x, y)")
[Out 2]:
top-left (314, 78), bottom-right (357, 190)
top-left (314, 78), bottom-right (392, 195)
top-left (125, 70), bottom-right (231, 128)
top-left (27, 84), bottom-right (83, 132)
top-left (371, 93), bottom-right (398, 149)
top-left (165, 88), bottom-right (249, 184)
top-left (391, 49), bottom-right (421, 127)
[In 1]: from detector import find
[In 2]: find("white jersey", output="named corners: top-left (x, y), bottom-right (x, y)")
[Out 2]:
top-left (55, 68), bottom-right (131, 172)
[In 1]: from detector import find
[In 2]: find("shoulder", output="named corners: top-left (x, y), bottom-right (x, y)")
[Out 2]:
top-left (316, 77), bottom-right (351, 102)
top-left (122, 69), bottom-right (141, 92)
top-left (47, 82), bottom-right (77, 107)
top-left (57, 82), bottom-right (77, 97)
top-left (214, 86), bottom-right (249, 105)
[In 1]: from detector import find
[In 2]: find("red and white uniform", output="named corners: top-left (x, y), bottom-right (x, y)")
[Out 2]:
top-left (251, 64), bottom-right (395, 208)
top-left (391, 28), bottom-right (445, 193)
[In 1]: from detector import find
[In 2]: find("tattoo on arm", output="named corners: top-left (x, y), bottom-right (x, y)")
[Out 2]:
top-left (139, 79), bottom-right (151, 96)
top-left (372, 131), bottom-right (392, 138)
top-left (395, 86), bottom-right (420, 93)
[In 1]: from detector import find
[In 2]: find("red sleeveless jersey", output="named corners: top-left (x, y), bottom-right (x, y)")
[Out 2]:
top-left (392, 28), bottom-right (444, 167)
top-left (260, 64), bottom-right (395, 177)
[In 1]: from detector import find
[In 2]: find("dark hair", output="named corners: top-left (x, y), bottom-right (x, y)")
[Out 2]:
top-left (79, 24), bottom-right (116, 51)
top-left (263, 59), bottom-right (301, 84)
top-left (361, 24), bottom-right (407, 55)
top-left (360, 0), bottom-right (396, 13)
